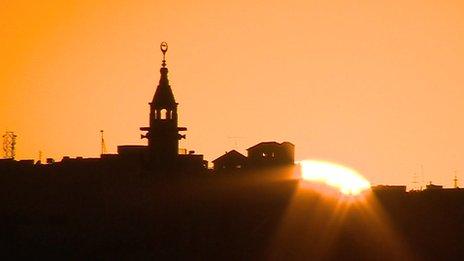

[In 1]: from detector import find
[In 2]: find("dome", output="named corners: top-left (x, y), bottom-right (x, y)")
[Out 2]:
top-left (152, 67), bottom-right (176, 108)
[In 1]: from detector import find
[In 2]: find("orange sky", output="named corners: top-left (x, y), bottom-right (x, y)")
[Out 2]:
top-left (1, 0), bottom-right (464, 187)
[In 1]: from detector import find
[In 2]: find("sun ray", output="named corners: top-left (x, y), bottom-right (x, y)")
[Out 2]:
top-left (268, 160), bottom-right (415, 260)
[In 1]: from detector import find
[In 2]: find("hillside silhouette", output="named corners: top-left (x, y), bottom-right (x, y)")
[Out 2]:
top-left (2, 43), bottom-right (464, 260)
top-left (2, 166), bottom-right (464, 259)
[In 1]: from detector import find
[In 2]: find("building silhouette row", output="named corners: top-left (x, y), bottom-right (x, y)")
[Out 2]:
top-left (0, 42), bottom-right (460, 193)
top-left (213, 142), bottom-right (294, 172)
top-left (0, 42), bottom-right (295, 175)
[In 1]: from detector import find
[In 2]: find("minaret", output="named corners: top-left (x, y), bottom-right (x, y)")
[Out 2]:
top-left (140, 42), bottom-right (186, 166)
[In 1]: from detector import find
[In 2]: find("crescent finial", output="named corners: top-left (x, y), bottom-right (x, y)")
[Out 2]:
top-left (160, 42), bottom-right (168, 68)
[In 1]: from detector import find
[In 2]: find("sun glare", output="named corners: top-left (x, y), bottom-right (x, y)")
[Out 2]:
top-left (298, 160), bottom-right (371, 195)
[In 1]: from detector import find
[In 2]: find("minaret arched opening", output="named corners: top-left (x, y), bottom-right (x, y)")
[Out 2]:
top-left (160, 109), bottom-right (168, 120)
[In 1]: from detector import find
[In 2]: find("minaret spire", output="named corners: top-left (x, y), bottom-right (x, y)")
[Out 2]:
top-left (138, 42), bottom-right (194, 172)
top-left (140, 41), bottom-right (185, 168)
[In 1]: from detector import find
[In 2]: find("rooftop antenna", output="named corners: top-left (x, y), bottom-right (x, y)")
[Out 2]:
top-left (2, 131), bottom-right (17, 159)
top-left (160, 42), bottom-right (168, 68)
top-left (227, 136), bottom-right (245, 147)
top-left (38, 150), bottom-right (43, 164)
top-left (420, 164), bottom-right (424, 190)
top-left (100, 130), bottom-right (107, 155)
top-left (453, 170), bottom-right (459, 188)
top-left (412, 172), bottom-right (419, 190)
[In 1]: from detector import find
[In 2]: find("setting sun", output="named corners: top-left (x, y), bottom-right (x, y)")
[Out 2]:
top-left (298, 160), bottom-right (371, 195)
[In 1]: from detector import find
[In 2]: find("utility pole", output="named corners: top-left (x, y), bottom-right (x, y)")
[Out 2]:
top-left (2, 131), bottom-right (17, 159)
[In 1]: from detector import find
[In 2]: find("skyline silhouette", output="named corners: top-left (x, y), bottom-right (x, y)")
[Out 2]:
top-left (2, 1), bottom-right (464, 187)
top-left (0, 8), bottom-right (464, 260)
top-left (2, 42), bottom-right (297, 178)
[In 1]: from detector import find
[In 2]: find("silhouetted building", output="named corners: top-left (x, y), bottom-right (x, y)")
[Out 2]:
top-left (117, 145), bottom-right (147, 159)
top-left (426, 183), bottom-right (443, 190)
top-left (178, 153), bottom-right (208, 171)
top-left (212, 150), bottom-right (247, 172)
top-left (247, 141), bottom-right (294, 168)
top-left (371, 185), bottom-right (407, 193)
top-left (140, 42), bottom-right (186, 167)
top-left (0, 158), bottom-right (15, 171)
top-left (137, 42), bottom-right (204, 172)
